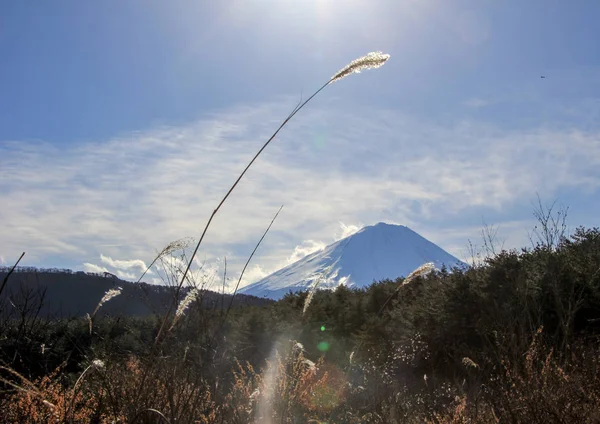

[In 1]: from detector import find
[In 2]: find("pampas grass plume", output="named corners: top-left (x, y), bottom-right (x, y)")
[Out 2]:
top-left (302, 358), bottom-right (316, 372)
top-left (88, 286), bottom-right (121, 334)
top-left (92, 359), bottom-right (105, 370)
top-left (91, 287), bottom-right (122, 318)
top-left (401, 262), bottom-right (436, 286)
top-left (302, 266), bottom-right (333, 315)
top-left (170, 288), bottom-right (199, 329)
top-left (303, 288), bottom-right (317, 315)
top-left (330, 51), bottom-right (390, 83)
top-left (160, 237), bottom-right (194, 257)
top-left (462, 357), bottom-right (480, 369)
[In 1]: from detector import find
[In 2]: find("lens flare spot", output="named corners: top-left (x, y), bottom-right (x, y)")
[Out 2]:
top-left (320, 325), bottom-right (326, 332)
top-left (317, 341), bottom-right (330, 352)
top-left (300, 363), bottom-right (347, 413)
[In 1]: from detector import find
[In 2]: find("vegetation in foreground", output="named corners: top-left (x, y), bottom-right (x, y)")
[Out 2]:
top-left (2, 52), bottom-right (598, 422)
top-left (1, 224), bottom-right (599, 423)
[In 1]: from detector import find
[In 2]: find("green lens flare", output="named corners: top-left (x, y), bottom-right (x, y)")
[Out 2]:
top-left (317, 341), bottom-right (330, 352)
top-left (320, 325), bottom-right (326, 332)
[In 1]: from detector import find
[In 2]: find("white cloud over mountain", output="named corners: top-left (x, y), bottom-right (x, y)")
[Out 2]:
top-left (1, 98), bottom-right (599, 290)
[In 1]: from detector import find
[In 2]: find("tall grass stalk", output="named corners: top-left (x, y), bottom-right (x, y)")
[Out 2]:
top-left (0, 251), bottom-right (25, 298)
top-left (208, 205), bottom-right (284, 347)
top-left (401, 262), bottom-right (436, 286)
top-left (303, 265), bottom-right (334, 315)
top-left (131, 408), bottom-right (171, 424)
top-left (136, 237), bottom-right (194, 284)
top-left (161, 52), bottom-right (390, 345)
top-left (169, 287), bottom-right (199, 330)
top-left (87, 287), bottom-right (122, 334)
top-left (66, 359), bottom-right (105, 423)
top-left (376, 262), bottom-right (436, 316)
top-left (221, 257), bottom-right (227, 312)
top-left (91, 288), bottom-right (122, 317)
top-left (347, 262), bottom-right (437, 364)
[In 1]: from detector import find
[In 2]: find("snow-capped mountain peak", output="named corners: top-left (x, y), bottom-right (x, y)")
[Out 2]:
top-left (239, 222), bottom-right (466, 299)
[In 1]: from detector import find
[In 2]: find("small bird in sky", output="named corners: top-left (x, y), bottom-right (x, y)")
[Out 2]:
top-left (541, 76), bottom-right (546, 78)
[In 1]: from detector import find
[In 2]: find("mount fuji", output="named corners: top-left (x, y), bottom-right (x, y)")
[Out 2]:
top-left (239, 222), bottom-right (467, 299)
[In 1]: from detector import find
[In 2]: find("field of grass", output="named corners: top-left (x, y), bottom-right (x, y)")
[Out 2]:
top-left (1, 52), bottom-right (599, 423)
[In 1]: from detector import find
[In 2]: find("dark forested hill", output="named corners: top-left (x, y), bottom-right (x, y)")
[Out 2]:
top-left (0, 267), bottom-right (271, 318)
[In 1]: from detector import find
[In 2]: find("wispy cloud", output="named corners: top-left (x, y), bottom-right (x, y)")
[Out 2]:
top-left (1, 99), bottom-right (599, 289)
top-left (83, 262), bottom-right (138, 281)
top-left (337, 222), bottom-right (362, 240)
top-left (99, 255), bottom-right (148, 274)
top-left (286, 240), bottom-right (327, 265)
top-left (82, 262), bottom-right (110, 275)
top-left (240, 264), bottom-right (269, 287)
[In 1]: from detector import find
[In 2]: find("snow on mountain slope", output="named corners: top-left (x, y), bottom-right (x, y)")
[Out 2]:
top-left (238, 222), bottom-right (467, 299)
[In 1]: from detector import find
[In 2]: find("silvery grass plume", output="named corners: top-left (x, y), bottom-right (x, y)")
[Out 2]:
top-left (88, 287), bottom-right (122, 334)
top-left (248, 388), bottom-right (261, 415)
top-left (330, 51), bottom-right (391, 83)
top-left (303, 265), bottom-right (334, 315)
top-left (170, 287), bottom-right (199, 330)
top-left (161, 237), bottom-right (195, 256)
top-left (462, 357), bottom-right (480, 369)
top-left (375, 262), bottom-right (437, 318)
top-left (137, 237), bottom-right (195, 283)
top-left (91, 287), bottom-right (122, 318)
top-left (174, 51), bottom-right (390, 321)
top-left (401, 262), bottom-right (436, 286)
top-left (154, 51), bottom-right (389, 346)
top-left (250, 388), bottom-right (260, 401)
top-left (302, 358), bottom-right (317, 372)
top-left (92, 359), bottom-right (105, 370)
top-left (293, 342), bottom-right (305, 352)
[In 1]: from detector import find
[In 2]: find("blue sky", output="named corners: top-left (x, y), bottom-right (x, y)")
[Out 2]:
top-left (1, 0), bottom-right (600, 288)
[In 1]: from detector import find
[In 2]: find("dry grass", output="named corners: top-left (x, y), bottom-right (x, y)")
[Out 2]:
top-left (0, 365), bottom-right (116, 424)
top-left (2, 324), bottom-right (600, 423)
top-left (6, 51), bottom-right (600, 423)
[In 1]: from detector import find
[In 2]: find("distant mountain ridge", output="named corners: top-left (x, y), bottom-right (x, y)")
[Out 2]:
top-left (239, 222), bottom-right (467, 299)
top-left (0, 267), bottom-right (271, 318)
